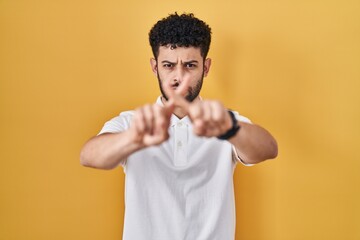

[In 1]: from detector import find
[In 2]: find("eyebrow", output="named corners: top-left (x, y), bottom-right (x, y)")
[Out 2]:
top-left (161, 60), bottom-right (199, 64)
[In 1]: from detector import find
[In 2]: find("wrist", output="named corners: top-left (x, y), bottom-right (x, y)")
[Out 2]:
top-left (125, 129), bottom-right (145, 151)
top-left (217, 110), bottom-right (241, 140)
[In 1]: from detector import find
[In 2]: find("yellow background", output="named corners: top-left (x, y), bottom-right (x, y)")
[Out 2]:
top-left (1, 0), bottom-right (359, 239)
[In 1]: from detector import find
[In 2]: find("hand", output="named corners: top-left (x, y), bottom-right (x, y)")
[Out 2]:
top-left (129, 103), bottom-right (174, 147)
top-left (162, 79), bottom-right (233, 138)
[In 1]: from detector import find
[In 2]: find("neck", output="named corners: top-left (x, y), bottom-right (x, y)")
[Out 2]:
top-left (173, 107), bottom-right (187, 119)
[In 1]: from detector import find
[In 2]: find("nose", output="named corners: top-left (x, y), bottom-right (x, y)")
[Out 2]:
top-left (173, 66), bottom-right (185, 83)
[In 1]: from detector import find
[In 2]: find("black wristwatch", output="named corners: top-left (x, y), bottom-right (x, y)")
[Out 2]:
top-left (217, 110), bottom-right (241, 140)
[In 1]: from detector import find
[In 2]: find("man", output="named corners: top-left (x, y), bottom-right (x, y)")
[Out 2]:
top-left (80, 13), bottom-right (278, 240)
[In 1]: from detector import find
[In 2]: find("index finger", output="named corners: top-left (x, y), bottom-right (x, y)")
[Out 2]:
top-left (162, 79), bottom-right (191, 111)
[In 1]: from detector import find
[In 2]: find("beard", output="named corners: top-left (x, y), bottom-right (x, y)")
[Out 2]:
top-left (157, 70), bottom-right (204, 102)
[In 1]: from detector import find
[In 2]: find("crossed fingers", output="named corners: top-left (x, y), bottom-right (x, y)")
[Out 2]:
top-left (161, 78), bottom-right (191, 111)
top-left (161, 79), bottom-right (232, 138)
top-left (131, 79), bottom-right (233, 147)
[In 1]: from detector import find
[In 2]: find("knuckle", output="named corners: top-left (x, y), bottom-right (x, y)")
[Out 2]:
top-left (213, 113), bottom-right (222, 122)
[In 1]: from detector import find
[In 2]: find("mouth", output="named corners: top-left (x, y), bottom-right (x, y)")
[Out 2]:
top-left (172, 82), bottom-right (180, 89)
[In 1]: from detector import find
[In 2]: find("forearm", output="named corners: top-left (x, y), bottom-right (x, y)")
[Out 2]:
top-left (80, 131), bottom-right (142, 170)
top-left (229, 122), bottom-right (278, 164)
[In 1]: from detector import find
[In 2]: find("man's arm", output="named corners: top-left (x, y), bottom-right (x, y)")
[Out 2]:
top-left (80, 103), bottom-right (174, 170)
top-left (229, 121), bottom-right (278, 165)
top-left (161, 79), bottom-right (278, 165)
top-left (186, 102), bottom-right (278, 165)
top-left (80, 131), bottom-right (142, 170)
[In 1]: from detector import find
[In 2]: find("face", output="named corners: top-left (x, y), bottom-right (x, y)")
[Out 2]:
top-left (150, 45), bottom-right (211, 102)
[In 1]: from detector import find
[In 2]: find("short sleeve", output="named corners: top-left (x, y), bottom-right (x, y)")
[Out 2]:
top-left (97, 111), bottom-right (134, 168)
top-left (232, 110), bottom-right (251, 124)
top-left (98, 111), bottom-right (134, 135)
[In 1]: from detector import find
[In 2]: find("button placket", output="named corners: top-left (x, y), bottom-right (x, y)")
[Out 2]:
top-left (174, 121), bottom-right (188, 166)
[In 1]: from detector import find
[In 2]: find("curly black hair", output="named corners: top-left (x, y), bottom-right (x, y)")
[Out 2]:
top-left (149, 12), bottom-right (212, 59)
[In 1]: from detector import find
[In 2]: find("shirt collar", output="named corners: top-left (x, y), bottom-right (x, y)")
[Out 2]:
top-left (155, 96), bottom-right (192, 127)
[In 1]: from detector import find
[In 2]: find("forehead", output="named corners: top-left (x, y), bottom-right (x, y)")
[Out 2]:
top-left (157, 45), bottom-right (203, 61)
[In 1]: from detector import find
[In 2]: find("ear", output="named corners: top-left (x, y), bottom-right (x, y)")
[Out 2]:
top-left (150, 58), bottom-right (158, 77)
top-left (203, 58), bottom-right (212, 77)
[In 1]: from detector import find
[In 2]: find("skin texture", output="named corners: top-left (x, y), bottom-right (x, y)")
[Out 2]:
top-left (80, 46), bottom-right (278, 169)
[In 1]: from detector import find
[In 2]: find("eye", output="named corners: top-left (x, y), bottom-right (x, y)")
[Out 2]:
top-left (186, 63), bottom-right (197, 68)
top-left (163, 63), bottom-right (173, 68)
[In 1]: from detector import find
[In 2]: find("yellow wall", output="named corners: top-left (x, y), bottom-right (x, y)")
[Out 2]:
top-left (1, 0), bottom-right (359, 239)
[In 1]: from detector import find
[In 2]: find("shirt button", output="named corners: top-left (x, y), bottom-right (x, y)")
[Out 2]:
top-left (177, 122), bottom-right (183, 127)
top-left (177, 141), bottom-right (182, 147)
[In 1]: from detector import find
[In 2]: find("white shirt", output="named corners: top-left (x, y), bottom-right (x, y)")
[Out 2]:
top-left (99, 97), bottom-right (252, 240)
